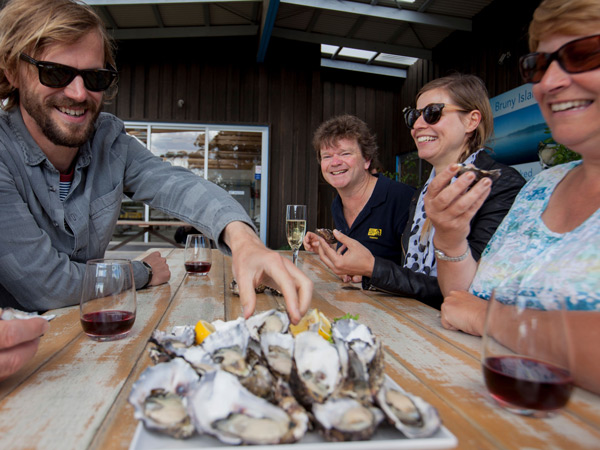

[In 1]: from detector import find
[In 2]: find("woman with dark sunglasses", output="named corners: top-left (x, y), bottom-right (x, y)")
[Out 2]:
top-left (308, 73), bottom-right (525, 308)
top-left (429, 0), bottom-right (600, 394)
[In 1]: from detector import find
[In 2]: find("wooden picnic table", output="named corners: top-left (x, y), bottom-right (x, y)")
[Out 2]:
top-left (0, 248), bottom-right (599, 449)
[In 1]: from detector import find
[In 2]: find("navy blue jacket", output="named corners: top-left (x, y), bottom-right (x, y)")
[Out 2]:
top-left (332, 174), bottom-right (415, 266)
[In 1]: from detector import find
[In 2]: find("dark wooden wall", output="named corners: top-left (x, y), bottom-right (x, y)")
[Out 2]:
top-left (104, 0), bottom-right (540, 249)
top-left (105, 37), bottom-right (325, 249)
top-left (104, 36), bottom-right (405, 249)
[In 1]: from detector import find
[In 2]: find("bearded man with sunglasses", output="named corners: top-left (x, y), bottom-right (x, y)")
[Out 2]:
top-left (0, 0), bottom-right (312, 325)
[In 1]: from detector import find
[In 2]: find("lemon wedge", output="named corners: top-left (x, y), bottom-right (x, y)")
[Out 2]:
top-left (194, 319), bottom-right (216, 345)
top-left (317, 311), bottom-right (332, 341)
top-left (289, 309), bottom-right (332, 341)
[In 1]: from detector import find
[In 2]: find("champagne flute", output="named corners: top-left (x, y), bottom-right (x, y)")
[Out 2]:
top-left (482, 285), bottom-right (574, 417)
top-left (80, 259), bottom-right (136, 341)
top-left (286, 205), bottom-right (307, 266)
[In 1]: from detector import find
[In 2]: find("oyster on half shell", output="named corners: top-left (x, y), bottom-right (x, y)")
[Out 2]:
top-left (246, 309), bottom-right (290, 342)
top-left (202, 317), bottom-right (251, 377)
top-left (128, 358), bottom-right (199, 439)
top-left (260, 331), bottom-right (295, 380)
top-left (312, 397), bottom-right (384, 442)
top-left (290, 331), bottom-right (342, 406)
top-left (187, 370), bottom-right (302, 445)
top-left (332, 319), bottom-right (384, 403)
top-left (375, 376), bottom-right (441, 438)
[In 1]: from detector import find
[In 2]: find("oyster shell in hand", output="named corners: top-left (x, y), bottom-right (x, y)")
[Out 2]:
top-left (0, 307), bottom-right (55, 321)
top-left (315, 228), bottom-right (337, 245)
top-left (456, 163), bottom-right (501, 185)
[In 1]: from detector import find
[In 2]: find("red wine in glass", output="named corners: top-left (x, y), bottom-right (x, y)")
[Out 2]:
top-left (81, 310), bottom-right (135, 338)
top-left (483, 356), bottom-right (573, 411)
top-left (185, 261), bottom-right (212, 274)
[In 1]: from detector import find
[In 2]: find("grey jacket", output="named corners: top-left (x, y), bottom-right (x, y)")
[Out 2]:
top-left (0, 108), bottom-right (254, 311)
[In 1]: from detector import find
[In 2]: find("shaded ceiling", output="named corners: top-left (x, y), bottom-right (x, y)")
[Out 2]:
top-left (86, 0), bottom-right (495, 78)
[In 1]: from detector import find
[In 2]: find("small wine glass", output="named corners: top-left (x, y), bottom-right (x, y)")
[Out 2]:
top-left (80, 259), bottom-right (136, 341)
top-left (286, 205), bottom-right (307, 266)
top-left (184, 234), bottom-right (212, 275)
top-left (481, 285), bottom-right (574, 417)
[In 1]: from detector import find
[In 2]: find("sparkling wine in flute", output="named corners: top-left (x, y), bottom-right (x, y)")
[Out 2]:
top-left (286, 219), bottom-right (306, 250)
top-left (286, 205), bottom-right (307, 266)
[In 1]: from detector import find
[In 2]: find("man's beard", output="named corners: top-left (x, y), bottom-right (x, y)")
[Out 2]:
top-left (20, 88), bottom-right (101, 149)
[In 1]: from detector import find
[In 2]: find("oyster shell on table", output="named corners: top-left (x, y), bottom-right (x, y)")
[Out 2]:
top-left (230, 280), bottom-right (283, 297)
top-left (290, 331), bottom-right (342, 406)
top-left (187, 370), bottom-right (303, 445)
top-left (315, 228), bottom-right (337, 245)
top-left (128, 358), bottom-right (199, 439)
top-left (332, 319), bottom-right (385, 404)
top-left (312, 397), bottom-right (384, 442)
top-left (375, 376), bottom-right (441, 438)
top-left (456, 163), bottom-right (501, 184)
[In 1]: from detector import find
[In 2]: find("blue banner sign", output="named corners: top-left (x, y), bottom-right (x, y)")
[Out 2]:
top-left (488, 84), bottom-right (548, 165)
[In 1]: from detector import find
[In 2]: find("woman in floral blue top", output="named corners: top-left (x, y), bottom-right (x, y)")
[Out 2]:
top-left (424, 0), bottom-right (600, 394)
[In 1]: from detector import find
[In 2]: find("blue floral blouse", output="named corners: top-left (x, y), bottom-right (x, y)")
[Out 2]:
top-left (470, 161), bottom-right (600, 311)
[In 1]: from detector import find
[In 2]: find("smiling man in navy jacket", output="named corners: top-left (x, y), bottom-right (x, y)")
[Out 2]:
top-left (304, 115), bottom-right (414, 283)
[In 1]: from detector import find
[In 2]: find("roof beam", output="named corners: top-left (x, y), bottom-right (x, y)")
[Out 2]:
top-left (151, 5), bottom-right (164, 27)
top-left (321, 59), bottom-right (407, 78)
top-left (257, 0), bottom-right (280, 62)
top-left (272, 28), bottom-right (431, 60)
top-left (108, 25), bottom-right (258, 40)
top-left (281, 0), bottom-right (471, 31)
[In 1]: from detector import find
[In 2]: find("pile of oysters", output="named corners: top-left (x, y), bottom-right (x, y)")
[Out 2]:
top-left (128, 309), bottom-right (441, 445)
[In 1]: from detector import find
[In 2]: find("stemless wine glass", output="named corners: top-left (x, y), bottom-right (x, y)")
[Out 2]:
top-left (80, 259), bottom-right (136, 341)
top-left (184, 234), bottom-right (212, 275)
top-left (286, 205), bottom-right (307, 266)
top-left (481, 285), bottom-right (574, 417)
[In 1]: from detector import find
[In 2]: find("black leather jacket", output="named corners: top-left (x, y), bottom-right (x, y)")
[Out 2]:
top-left (362, 151), bottom-right (526, 309)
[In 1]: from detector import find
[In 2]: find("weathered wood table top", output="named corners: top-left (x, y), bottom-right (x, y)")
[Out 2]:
top-left (1, 249), bottom-right (599, 449)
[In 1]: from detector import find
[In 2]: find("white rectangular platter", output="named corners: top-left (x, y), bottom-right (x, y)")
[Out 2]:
top-left (130, 422), bottom-right (457, 450)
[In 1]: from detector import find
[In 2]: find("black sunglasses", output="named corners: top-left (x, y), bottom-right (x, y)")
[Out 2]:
top-left (20, 53), bottom-right (118, 92)
top-left (519, 34), bottom-right (600, 84)
top-left (402, 103), bottom-right (467, 129)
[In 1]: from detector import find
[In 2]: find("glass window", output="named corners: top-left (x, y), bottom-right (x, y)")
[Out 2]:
top-left (121, 122), bottom-right (269, 243)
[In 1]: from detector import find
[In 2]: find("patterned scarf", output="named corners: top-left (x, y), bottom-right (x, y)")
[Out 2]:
top-left (404, 149), bottom-right (483, 276)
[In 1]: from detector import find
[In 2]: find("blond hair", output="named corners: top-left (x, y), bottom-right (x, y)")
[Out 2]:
top-left (0, 0), bottom-right (116, 110)
top-left (528, 0), bottom-right (600, 51)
